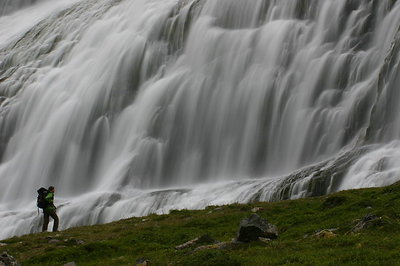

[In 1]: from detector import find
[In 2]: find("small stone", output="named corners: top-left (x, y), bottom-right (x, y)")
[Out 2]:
top-left (193, 242), bottom-right (235, 253)
top-left (63, 262), bottom-right (77, 266)
top-left (136, 258), bottom-right (151, 265)
top-left (251, 207), bottom-right (263, 213)
top-left (258, 237), bottom-right (271, 243)
top-left (0, 252), bottom-right (21, 266)
top-left (313, 229), bottom-right (337, 239)
top-left (175, 234), bottom-right (217, 250)
top-left (48, 239), bottom-right (61, 244)
top-left (193, 244), bottom-right (218, 252)
top-left (74, 239), bottom-right (85, 245)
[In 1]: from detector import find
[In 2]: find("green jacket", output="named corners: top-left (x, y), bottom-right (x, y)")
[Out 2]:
top-left (44, 192), bottom-right (56, 212)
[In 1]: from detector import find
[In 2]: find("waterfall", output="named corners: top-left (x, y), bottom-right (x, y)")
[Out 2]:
top-left (0, 0), bottom-right (40, 16)
top-left (1, 0), bottom-right (400, 239)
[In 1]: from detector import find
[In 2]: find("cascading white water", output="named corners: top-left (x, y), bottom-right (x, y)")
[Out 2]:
top-left (1, 0), bottom-right (400, 239)
top-left (0, 0), bottom-right (40, 16)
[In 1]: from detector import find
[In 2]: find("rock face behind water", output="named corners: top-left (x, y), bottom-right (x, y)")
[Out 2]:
top-left (236, 214), bottom-right (278, 242)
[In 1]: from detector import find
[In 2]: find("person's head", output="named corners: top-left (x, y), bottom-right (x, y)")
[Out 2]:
top-left (48, 186), bottom-right (55, 193)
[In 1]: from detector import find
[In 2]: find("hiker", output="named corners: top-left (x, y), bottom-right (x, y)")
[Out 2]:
top-left (42, 186), bottom-right (59, 232)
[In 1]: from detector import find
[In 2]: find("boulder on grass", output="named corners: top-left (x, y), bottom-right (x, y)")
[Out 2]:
top-left (0, 252), bottom-right (21, 266)
top-left (351, 214), bottom-right (389, 233)
top-left (236, 214), bottom-right (278, 242)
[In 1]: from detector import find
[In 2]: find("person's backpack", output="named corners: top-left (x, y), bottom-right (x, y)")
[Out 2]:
top-left (37, 187), bottom-right (48, 209)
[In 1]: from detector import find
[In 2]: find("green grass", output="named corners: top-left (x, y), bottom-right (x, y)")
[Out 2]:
top-left (2, 182), bottom-right (400, 265)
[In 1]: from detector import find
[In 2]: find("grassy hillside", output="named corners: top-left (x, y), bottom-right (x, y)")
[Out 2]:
top-left (1, 182), bottom-right (400, 265)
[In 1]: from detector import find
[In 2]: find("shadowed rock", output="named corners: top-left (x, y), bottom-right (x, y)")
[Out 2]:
top-left (236, 214), bottom-right (278, 242)
top-left (135, 258), bottom-right (151, 265)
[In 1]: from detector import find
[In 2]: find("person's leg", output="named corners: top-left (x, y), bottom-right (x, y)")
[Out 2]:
top-left (42, 212), bottom-right (50, 232)
top-left (50, 211), bottom-right (59, 232)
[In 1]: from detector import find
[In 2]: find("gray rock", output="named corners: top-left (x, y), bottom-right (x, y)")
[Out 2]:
top-left (48, 239), bottom-right (61, 244)
top-left (351, 214), bottom-right (386, 233)
top-left (63, 238), bottom-right (84, 245)
top-left (135, 258), bottom-right (151, 265)
top-left (63, 262), bottom-right (77, 266)
top-left (193, 241), bottom-right (236, 253)
top-left (236, 214), bottom-right (278, 242)
top-left (0, 252), bottom-right (21, 266)
top-left (313, 229), bottom-right (337, 238)
top-left (175, 234), bottom-right (217, 250)
top-left (72, 239), bottom-right (85, 245)
top-left (251, 207), bottom-right (264, 213)
top-left (258, 237), bottom-right (272, 243)
top-left (0, 243), bottom-right (6, 247)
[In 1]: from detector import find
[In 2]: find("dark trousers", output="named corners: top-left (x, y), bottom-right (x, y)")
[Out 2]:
top-left (42, 210), bottom-right (59, 232)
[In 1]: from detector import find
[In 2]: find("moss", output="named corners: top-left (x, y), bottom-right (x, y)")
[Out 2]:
top-left (181, 249), bottom-right (241, 266)
top-left (322, 195), bottom-right (347, 208)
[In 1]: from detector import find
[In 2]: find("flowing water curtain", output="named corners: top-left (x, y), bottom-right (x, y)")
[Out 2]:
top-left (116, 0), bottom-right (400, 186)
top-left (0, 0), bottom-right (141, 201)
top-left (96, 0), bottom-right (398, 193)
top-left (1, 0), bottom-right (400, 197)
